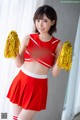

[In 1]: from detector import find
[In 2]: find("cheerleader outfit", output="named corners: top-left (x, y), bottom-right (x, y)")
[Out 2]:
top-left (7, 34), bottom-right (60, 111)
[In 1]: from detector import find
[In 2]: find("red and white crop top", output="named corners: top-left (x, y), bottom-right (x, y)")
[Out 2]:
top-left (23, 34), bottom-right (60, 68)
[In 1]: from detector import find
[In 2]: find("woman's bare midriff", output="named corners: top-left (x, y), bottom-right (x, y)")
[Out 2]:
top-left (23, 61), bottom-right (50, 75)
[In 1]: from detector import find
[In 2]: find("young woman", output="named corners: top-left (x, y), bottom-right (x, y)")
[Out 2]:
top-left (7, 5), bottom-right (62, 120)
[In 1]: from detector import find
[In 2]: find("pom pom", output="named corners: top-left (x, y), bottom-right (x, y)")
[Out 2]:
top-left (4, 30), bottom-right (20, 58)
top-left (57, 41), bottom-right (72, 71)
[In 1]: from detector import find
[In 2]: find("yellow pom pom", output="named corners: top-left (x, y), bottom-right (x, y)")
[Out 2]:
top-left (57, 41), bottom-right (72, 71)
top-left (4, 30), bottom-right (20, 58)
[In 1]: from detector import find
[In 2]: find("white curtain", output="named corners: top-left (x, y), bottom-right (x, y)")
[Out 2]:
top-left (61, 15), bottom-right (80, 120)
top-left (0, 0), bottom-right (44, 119)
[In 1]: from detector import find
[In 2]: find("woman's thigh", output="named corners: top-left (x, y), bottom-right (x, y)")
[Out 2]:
top-left (18, 109), bottom-right (38, 120)
top-left (13, 104), bottom-right (22, 115)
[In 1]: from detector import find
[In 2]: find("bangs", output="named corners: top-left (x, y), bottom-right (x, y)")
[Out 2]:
top-left (36, 13), bottom-right (44, 20)
top-left (33, 10), bottom-right (45, 22)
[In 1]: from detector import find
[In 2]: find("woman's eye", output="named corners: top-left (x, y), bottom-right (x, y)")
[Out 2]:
top-left (36, 19), bottom-right (47, 22)
top-left (45, 20), bottom-right (47, 22)
top-left (44, 20), bottom-right (47, 22)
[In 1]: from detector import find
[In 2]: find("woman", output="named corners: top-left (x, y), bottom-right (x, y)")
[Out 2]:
top-left (7, 5), bottom-right (62, 120)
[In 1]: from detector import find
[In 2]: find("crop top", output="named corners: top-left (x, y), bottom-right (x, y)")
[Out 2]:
top-left (23, 34), bottom-right (60, 68)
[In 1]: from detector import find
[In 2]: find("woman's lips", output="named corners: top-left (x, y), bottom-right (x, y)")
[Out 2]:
top-left (38, 28), bottom-right (45, 31)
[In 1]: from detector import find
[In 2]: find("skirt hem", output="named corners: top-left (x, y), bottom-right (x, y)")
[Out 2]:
top-left (7, 97), bottom-right (47, 111)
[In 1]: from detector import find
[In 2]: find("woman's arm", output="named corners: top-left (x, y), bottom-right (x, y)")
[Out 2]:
top-left (52, 41), bottom-right (63, 77)
top-left (15, 35), bottom-right (30, 68)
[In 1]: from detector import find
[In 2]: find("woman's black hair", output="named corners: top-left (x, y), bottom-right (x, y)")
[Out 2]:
top-left (33, 5), bottom-right (57, 35)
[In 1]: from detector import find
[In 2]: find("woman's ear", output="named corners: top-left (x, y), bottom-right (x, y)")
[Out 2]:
top-left (51, 20), bottom-right (55, 25)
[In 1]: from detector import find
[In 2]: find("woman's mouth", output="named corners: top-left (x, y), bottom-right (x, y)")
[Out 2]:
top-left (38, 28), bottom-right (45, 31)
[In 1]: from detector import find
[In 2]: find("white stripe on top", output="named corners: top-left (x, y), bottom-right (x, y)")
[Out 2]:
top-left (25, 50), bottom-right (30, 54)
top-left (51, 53), bottom-right (55, 56)
top-left (24, 58), bottom-right (31, 61)
top-left (37, 59), bottom-right (52, 68)
top-left (52, 39), bottom-right (59, 45)
top-left (30, 36), bottom-right (40, 46)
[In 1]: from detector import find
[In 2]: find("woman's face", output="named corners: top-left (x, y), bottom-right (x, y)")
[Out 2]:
top-left (35, 14), bottom-right (54, 34)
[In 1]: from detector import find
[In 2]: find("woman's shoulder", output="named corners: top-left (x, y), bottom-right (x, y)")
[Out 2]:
top-left (54, 38), bottom-right (63, 53)
top-left (21, 34), bottom-right (30, 46)
top-left (22, 33), bottom-right (38, 45)
top-left (52, 36), bottom-right (62, 47)
top-left (52, 35), bottom-right (63, 50)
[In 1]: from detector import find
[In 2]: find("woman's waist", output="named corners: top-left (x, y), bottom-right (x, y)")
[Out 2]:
top-left (23, 61), bottom-right (49, 74)
top-left (20, 66), bottom-right (48, 79)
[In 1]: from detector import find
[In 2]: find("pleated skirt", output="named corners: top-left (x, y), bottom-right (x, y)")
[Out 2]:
top-left (7, 68), bottom-right (48, 111)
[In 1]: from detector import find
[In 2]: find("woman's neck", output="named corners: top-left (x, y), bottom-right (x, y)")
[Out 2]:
top-left (39, 33), bottom-right (52, 42)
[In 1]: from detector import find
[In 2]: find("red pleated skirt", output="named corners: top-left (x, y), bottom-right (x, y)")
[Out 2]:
top-left (7, 70), bottom-right (48, 111)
